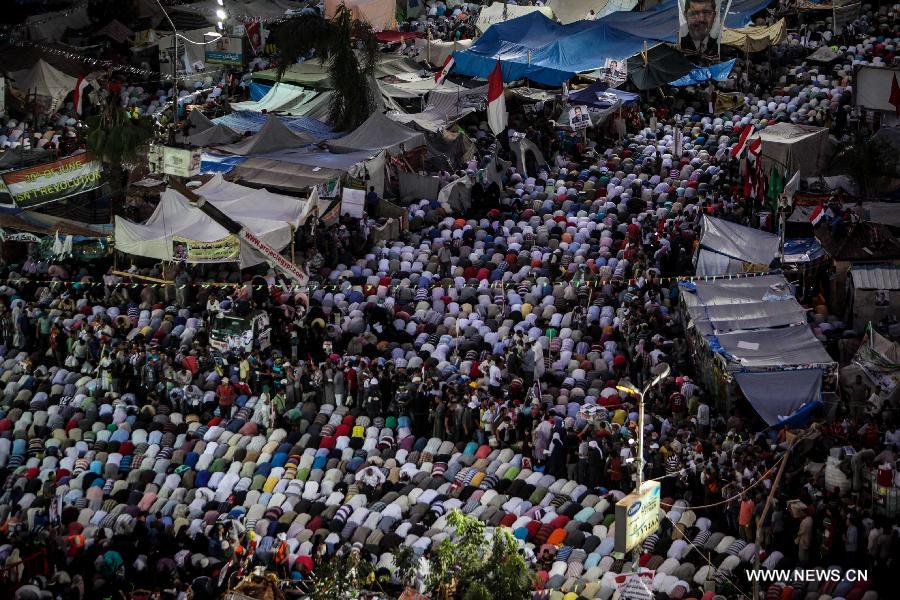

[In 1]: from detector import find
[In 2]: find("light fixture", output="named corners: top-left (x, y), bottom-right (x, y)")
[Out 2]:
top-left (216, 0), bottom-right (224, 4)
top-left (216, 8), bottom-right (227, 19)
top-left (616, 384), bottom-right (639, 397)
top-left (217, 21), bottom-right (224, 30)
top-left (204, 31), bottom-right (222, 39)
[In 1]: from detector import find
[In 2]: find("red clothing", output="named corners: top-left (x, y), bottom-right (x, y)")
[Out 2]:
top-left (217, 383), bottom-right (236, 407)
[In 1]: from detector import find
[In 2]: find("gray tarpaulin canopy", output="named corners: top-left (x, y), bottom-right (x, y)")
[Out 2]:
top-left (682, 274), bottom-right (808, 336)
top-left (734, 369), bottom-right (823, 425)
top-left (714, 324), bottom-right (834, 368)
top-left (756, 122), bottom-right (831, 177)
top-left (326, 112), bottom-right (425, 155)
top-left (695, 215), bottom-right (780, 276)
top-left (218, 115), bottom-right (317, 155)
top-left (388, 84), bottom-right (488, 133)
top-left (188, 124), bottom-right (241, 147)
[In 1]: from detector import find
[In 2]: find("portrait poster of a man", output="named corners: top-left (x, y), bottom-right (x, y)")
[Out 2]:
top-left (678, 0), bottom-right (723, 58)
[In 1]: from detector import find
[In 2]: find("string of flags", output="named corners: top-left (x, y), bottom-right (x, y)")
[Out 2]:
top-left (3, 269), bottom-right (776, 292)
top-left (14, 41), bottom-right (190, 80)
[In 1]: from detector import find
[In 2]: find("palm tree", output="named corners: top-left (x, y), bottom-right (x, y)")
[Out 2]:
top-left (271, 5), bottom-right (379, 131)
top-left (86, 100), bottom-right (154, 215)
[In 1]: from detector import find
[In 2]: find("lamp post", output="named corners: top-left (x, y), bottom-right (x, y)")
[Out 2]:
top-left (616, 363), bottom-right (671, 568)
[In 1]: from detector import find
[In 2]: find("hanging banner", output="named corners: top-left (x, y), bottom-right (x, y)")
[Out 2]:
top-left (614, 481), bottom-right (661, 553)
top-left (833, 0), bottom-right (861, 34)
top-left (678, 0), bottom-right (724, 59)
top-left (714, 91), bottom-right (745, 114)
top-left (205, 36), bottom-right (244, 66)
top-left (5, 232), bottom-right (42, 243)
top-left (341, 187), bottom-right (365, 218)
top-left (239, 228), bottom-right (308, 285)
top-left (172, 235), bottom-right (239, 263)
top-left (1, 154), bottom-right (103, 208)
top-left (245, 20), bottom-right (262, 55)
top-left (569, 105), bottom-right (592, 130)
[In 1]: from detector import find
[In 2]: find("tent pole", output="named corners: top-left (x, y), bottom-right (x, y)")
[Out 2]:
top-left (291, 224), bottom-right (296, 265)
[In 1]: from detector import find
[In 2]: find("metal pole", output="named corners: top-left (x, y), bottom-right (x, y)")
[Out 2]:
top-left (633, 387), bottom-right (645, 570)
top-left (173, 33), bottom-right (178, 128)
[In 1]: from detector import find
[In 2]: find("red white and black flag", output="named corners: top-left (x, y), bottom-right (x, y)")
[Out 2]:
top-left (435, 55), bottom-right (454, 85)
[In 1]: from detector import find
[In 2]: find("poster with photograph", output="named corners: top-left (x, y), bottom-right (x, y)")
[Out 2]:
top-left (569, 105), bottom-right (592, 130)
top-left (602, 57), bottom-right (628, 86)
top-left (172, 235), bottom-right (239, 263)
top-left (678, 0), bottom-right (724, 59)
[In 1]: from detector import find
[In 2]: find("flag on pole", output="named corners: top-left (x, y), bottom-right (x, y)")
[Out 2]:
top-left (487, 60), bottom-right (507, 136)
top-left (890, 73), bottom-right (900, 116)
top-left (73, 75), bottom-right (89, 115)
top-left (783, 170), bottom-right (801, 203)
top-left (730, 125), bottom-right (754, 158)
top-left (435, 55), bottom-right (454, 85)
top-left (809, 203), bottom-right (826, 226)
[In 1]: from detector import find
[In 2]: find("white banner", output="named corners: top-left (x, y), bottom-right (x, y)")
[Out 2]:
top-left (239, 229), bottom-right (308, 285)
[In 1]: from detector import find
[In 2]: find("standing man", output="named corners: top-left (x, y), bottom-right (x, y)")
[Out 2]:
top-left (366, 186), bottom-right (380, 218)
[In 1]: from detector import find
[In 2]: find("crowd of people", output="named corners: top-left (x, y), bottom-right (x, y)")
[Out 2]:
top-left (1, 2), bottom-right (899, 600)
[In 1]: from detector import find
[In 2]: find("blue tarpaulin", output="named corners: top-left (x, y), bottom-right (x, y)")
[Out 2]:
top-left (452, 0), bottom-right (771, 85)
top-left (200, 152), bottom-right (248, 175)
top-left (569, 81), bottom-right (639, 108)
top-left (669, 59), bottom-right (736, 86)
top-left (212, 111), bottom-right (339, 140)
top-left (249, 82), bottom-right (273, 101)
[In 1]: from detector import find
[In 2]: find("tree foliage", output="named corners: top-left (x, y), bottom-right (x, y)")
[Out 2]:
top-left (422, 510), bottom-right (534, 600)
top-left (272, 5), bottom-right (378, 131)
top-left (838, 133), bottom-right (900, 199)
top-left (85, 102), bottom-right (153, 201)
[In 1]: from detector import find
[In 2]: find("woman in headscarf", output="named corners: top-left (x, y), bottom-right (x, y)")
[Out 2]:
top-left (588, 440), bottom-right (605, 488)
top-left (546, 432), bottom-right (566, 478)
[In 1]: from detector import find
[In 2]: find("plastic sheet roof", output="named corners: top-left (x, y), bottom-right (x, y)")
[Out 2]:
top-left (452, 0), bottom-right (772, 85)
top-left (849, 264), bottom-right (900, 290)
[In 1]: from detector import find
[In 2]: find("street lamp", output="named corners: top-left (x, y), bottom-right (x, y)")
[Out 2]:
top-left (615, 364), bottom-right (671, 595)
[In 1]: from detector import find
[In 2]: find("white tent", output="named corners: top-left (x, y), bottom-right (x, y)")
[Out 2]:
top-left (10, 60), bottom-right (77, 102)
top-left (695, 216), bottom-right (780, 276)
top-left (217, 115), bottom-right (317, 155)
top-left (326, 111), bottom-right (425, 155)
top-left (114, 175), bottom-right (305, 268)
top-left (230, 83), bottom-right (318, 114)
top-left (412, 38), bottom-right (474, 66)
top-left (547, 0), bottom-right (636, 24)
top-left (475, 3), bottom-right (554, 33)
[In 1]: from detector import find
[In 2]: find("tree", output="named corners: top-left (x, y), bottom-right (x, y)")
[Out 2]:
top-left (838, 132), bottom-right (900, 199)
top-left (424, 510), bottom-right (534, 600)
top-left (272, 5), bottom-right (378, 131)
top-left (85, 101), bottom-right (154, 212)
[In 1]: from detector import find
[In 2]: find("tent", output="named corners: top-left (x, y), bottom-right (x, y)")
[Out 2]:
top-left (413, 38), bottom-right (474, 66)
top-left (548, 0), bottom-right (637, 25)
top-left (424, 130), bottom-right (476, 171)
top-left (721, 19), bottom-right (787, 52)
top-left (217, 115), bottom-right (318, 155)
top-left (695, 215), bottom-right (780, 276)
top-left (26, 5), bottom-right (90, 41)
top-left (756, 122), bottom-right (831, 177)
top-left (626, 45), bottom-right (694, 90)
top-left (680, 273), bottom-right (835, 417)
top-left (454, 0), bottom-right (771, 84)
top-left (475, 3), bottom-right (554, 33)
top-left (10, 59), bottom-right (77, 102)
top-left (114, 175), bottom-right (304, 268)
top-left (807, 46), bottom-right (841, 63)
top-left (568, 81), bottom-right (638, 108)
top-left (841, 330), bottom-right (900, 410)
top-left (213, 111), bottom-right (336, 139)
top-left (387, 84), bottom-right (488, 133)
top-left (847, 265), bottom-right (900, 333)
top-left (326, 112), bottom-right (426, 155)
top-left (230, 82), bottom-right (318, 114)
top-left (325, 0), bottom-right (394, 29)
top-left (188, 124), bottom-right (242, 147)
top-left (668, 59), bottom-right (736, 87)
top-left (186, 109), bottom-right (214, 136)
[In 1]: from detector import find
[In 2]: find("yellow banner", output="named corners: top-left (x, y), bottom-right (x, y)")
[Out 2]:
top-left (172, 235), bottom-right (239, 263)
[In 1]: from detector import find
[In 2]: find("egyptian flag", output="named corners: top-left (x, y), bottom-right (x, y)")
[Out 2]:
top-left (730, 125), bottom-right (754, 159)
top-left (435, 55), bottom-right (454, 85)
top-left (73, 75), bottom-right (90, 115)
top-left (890, 73), bottom-right (900, 116)
top-left (809, 204), bottom-right (826, 226)
top-left (487, 60), bottom-right (507, 136)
